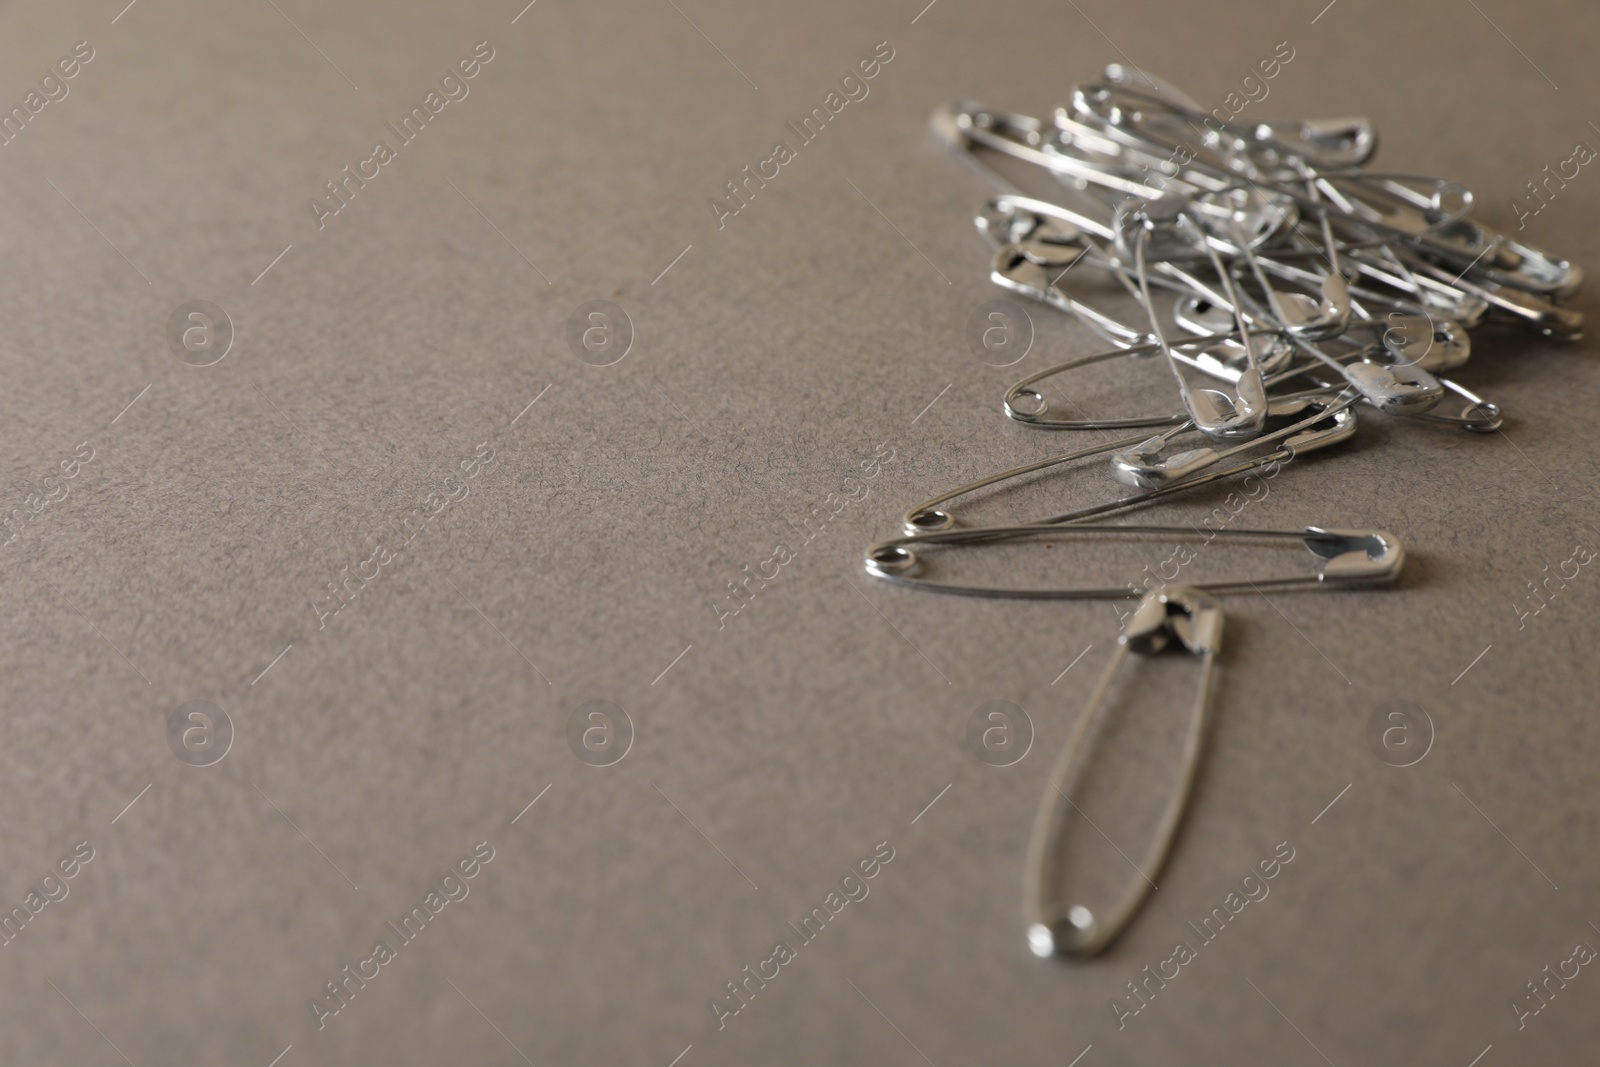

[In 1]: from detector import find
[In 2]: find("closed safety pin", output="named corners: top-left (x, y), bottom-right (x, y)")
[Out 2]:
top-left (907, 392), bottom-right (1354, 533)
top-left (1024, 587), bottom-right (1222, 957)
top-left (865, 524), bottom-right (1405, 598)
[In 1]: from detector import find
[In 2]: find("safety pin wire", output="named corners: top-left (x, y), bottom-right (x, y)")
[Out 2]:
top-left (1024, 587), bottom-right (1222, 957)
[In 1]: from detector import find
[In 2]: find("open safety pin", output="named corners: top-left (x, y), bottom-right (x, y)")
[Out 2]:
top-left (865, 524), bottom-right (1405, 599)
top-left (1024, 587), bottom-right (1222, 957)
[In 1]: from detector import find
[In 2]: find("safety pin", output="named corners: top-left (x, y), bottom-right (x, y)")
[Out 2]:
top-left (902, 392), bottom-right (1355, 534)
top-left (1395, 249), bottom-right (1584, 339)
top-left (1282, 356), bottom-right (1502, 432)
top-left (1316, 173), bottom-right (1582, 298)
top-left (931, 100), bottom-right (1175, 203)
top-left (865, 524), bottom-right (1405, 599)
top-left (1023, 586), bottom-right (1222, 957)
top-left (1109, 390), bottom-right (1356, 489)
top-left (1095, 65), bottom-right (1378, 170)
top-left (1003, 329), bottom-right (1320, 431)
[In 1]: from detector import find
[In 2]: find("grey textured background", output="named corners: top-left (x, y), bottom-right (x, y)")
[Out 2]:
top-left (2, 0), bottom-right (1598, 1064)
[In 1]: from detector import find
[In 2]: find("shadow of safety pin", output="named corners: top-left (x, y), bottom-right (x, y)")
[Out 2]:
top-left (1024, 586), bottom-right (1222, 957)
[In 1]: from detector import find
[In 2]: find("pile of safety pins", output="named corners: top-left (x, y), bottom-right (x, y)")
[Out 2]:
top-left (860, 66), bottom-right (1584, 960)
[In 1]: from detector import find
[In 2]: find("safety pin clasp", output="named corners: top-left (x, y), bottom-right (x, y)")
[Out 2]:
top-left (1341, 360), bottom-right (1444, 414)
top-left (1025, 586), bottom-right (1222, 957)
top-left (1303, 527), bottom-right (1406, 584)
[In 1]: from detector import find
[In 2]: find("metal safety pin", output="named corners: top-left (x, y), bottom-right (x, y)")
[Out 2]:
top-left (1280, 353), bottom-right (1502, 432)
top-left (1000, 331), bottom-right (1304, 431)
top-left (866, 524), bottom-right (1404, 599)
top-left (1109, 391), bottom-right (1355, 489)
top-left (1094, 65), bottom-right (1378, 170)
top-left (1024, 587), bottom-right (1222, 957)
top-left (904, 392), bottom-right (1353, 533)
top-left (931, 100), bottom-right (1173, 203)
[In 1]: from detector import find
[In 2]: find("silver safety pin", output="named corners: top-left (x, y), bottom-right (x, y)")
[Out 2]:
top-left (1024, 586), bottom-right (1222, 957)
top-left (1096, 64), bottom-right (1378, 170)
top-left (904, 391), bottom-right (1354, 533)
top-left (865, 524), bottom-right (1405, 599)
top-left (1108, 390), bottom-right (1355, 489)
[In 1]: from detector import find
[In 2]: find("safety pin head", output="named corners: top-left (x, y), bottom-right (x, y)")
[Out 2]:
top-left (1303, 527), bottom-right (1405, 584)
top-left (1378, 313), bottom-right (1471, 371)
top-left (1112, 193), bottom-right (1195, 262)
top-left (990, 245), bottom-right (1070, 302)
top-left (1343, 361), bottom-right (1444, 414)
top-left (1280, 397), bottom-right (1359, 453)
top-left (1122, 586), bottom-right (1224, 656)
top-left (1111, 438), bottom-right (1221, 489)
top-left (975, 199), bottom-right (1088, 256)
top-left (1182, 369), bottom-right (1268, 441)
top-left (1110, 392), bottom-right (1350, 489)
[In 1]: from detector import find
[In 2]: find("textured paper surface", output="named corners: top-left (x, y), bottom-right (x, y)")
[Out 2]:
top-left (2, 0), bottom-right (1598, 1063)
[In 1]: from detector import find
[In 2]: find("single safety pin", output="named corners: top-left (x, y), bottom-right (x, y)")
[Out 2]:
top-left (1109, 390), bottom-right (1356, 489)
top-left (1282, 356), bottom-right (1503, 432)
top-left (1095, 65), bottom-right (1378, 170)
top-left (906, 391), bottom-right (1354, 532)
top-left (1024, 586), bottom-right (1222, 957)
top-left (899, 431), bottom-right (1158, 535)
top-left (1394, 249), bottom-right (1584, 339)
top-left (865, 524), bottom-right (1405, 599)
top-left (930, 100), bottom-right (1174, 202)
